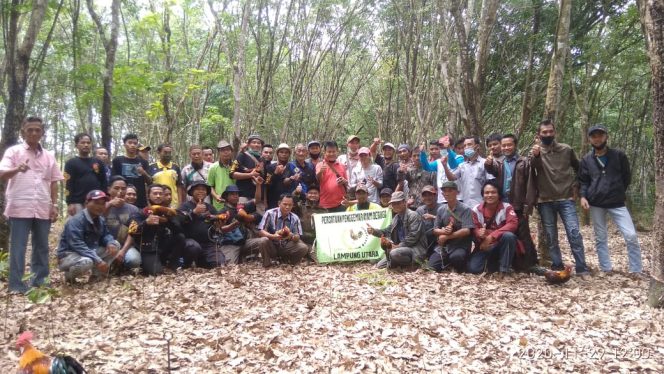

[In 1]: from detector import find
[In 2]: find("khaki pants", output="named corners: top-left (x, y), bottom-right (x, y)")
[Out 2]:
top-left (221, 238), bottom-right (269, 265)
top-left (260, 239), bottom-right (309, 267)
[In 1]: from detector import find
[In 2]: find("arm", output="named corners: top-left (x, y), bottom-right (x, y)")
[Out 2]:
top-left (177, 185), bottom-right (186, 206)
top-left (442, 159), bottom-right (457, 181)
top-left (419, 151), bottom-right (438, 172)
top-left (621, 151), bottom-right (632, 189)
top-left (64, 160), bottom-right (74, 205)
top-left (446, 149), bottom-right (461, 170)
top-left (50, 181), bottom-right (59, 221)
top-left (484, 157), bottom-right (501, 177)
top-left (578, 157), bottom-right (590, 198)
top-left (64, 220), bottom-right (104, 263)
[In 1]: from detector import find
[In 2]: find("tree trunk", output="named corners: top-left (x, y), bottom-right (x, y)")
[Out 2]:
top-left (86, 0), bottom-right (121, 151)
top-left (517, 0), bottom-right (542, 138)
top-left (543, 0), bottom-right (572, 121)
top-left (0, 0), bottom-right (49, 252)
top-left (639, 0), bottom-right (664, 308)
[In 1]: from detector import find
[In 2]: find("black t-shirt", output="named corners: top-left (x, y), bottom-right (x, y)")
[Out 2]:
top-left (112, 156), bottom-right (150, 208)
top-left (266, 162), bottom-right (288, 209)
top-left (230, 152), bottom-right (260, 199)
top-left (64, 157), bottom-right (108, 204)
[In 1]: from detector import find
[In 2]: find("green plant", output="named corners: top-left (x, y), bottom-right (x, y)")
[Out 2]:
top-left (0, 251), bottom-right (9, 280)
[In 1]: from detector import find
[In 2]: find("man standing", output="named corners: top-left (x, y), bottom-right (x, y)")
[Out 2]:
top-left (284, 143), bottom-right (316, 195)
top-left (230, 134), bottom-right (265, 202)
top-left (383, 144), bottom-right (414, 195)
top-left (181, 144), bottom-right (212, 202)
top-left (208, 140), bottom-right (236, 210)
top-left (306, 141), bottom-right (322, 167)
top-left (148, 144), bottom-right (184, 208)
top-left (528, 119), bottom-right (589, 275)
top-left (338, 135), bottom-right (361, 173)
top-left (444, 136), bottom-right (493, 208)
top-left (95, 147), bottom-right (112, 183)
top-left (579, 125), bottom-right (642, 274)
top-left (0, 117), bottom-right (64, 293)
top-left (349, 147), bottom-right (383, 203)
top-left (64, 133), bottom-right (108, 216)
top-left (202, 146), bottom-right (215, 163)
top-left (427, 182), bottom-right (474, 273)
top-left (315, 141), bottom-right (348, 212)
top-left (258, 193), bottom-right (309, 267)
top-left (419, 136), bottom-right (464, 204)
top-left (112, 134), bottom-right (152, 208)
top-left (485, 133), bottom-right (503, 161)
top-left (367, 191), bottom-right (427, 269)
top-left (266, 143), bottom-right (291, 208)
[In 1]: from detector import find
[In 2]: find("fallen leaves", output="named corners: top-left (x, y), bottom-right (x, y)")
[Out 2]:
top-left (1, 225), bottom-right (663, 372)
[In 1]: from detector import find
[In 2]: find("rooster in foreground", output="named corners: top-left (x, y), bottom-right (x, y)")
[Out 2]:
top-left (16, 331), bottom-right (86, 374)
top-left (531, 264), bottom-right (573, 284)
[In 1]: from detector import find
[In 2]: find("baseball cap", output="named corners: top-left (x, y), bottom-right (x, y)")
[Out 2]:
top-left (86, 190), bottom-right (109, 202)
top-left (382, 142), bottom-right (396, 150)
top-left (397, 144), bottom-right (411, 152)
top-left (247, 134), bottom-right (264, 145)
top-left (307, 140), bottom-right (321, 148)
top-left (440, 181), bottom-right (458, 190)
top-left (421, 185), bottom-right (437, 195)
top-left (355, 184), bottom-right (369, 193)
top-left (587, 124), bottom-right (607, 136)
top-left (380, 188), bottom-right (393, 196)
top-left (389, 191), bottom-right (406, 204)
top-left (358, 147), bottom-right (370, 155)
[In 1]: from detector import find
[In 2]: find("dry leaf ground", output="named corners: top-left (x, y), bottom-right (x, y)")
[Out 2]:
top-left (1, 222), bottom-right (663, 373)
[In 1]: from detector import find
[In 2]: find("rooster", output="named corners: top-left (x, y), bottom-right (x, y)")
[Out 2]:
top-left (16, 331), bottom-right (86, 374)
top-left (143, 205), bottom-right (177, 217)
top-left (276, 226), bottom-right (291, 238)
top-left (380, 235), bottom-right (393, 252)
top-left (531, 264), bottom-right (573, 284)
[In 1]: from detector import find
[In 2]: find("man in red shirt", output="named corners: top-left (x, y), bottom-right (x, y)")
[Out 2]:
top-left (468, 180), bottom-right (520, 275)
top-left (315, 141), bottom-right (348, 212)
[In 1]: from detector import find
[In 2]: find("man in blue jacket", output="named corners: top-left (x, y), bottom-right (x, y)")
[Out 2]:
top-left (57, 190), bottom-right (132, 282)
top-left (579, 125), bottom-right (642, 275)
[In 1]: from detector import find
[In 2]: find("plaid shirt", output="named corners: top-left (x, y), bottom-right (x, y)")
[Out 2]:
top-left (258, 207), bottom-right (303, 240)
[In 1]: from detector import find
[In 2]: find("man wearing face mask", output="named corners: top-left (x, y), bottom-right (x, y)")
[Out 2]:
top-left (306, 141), bottom-right (322, 167)
top-left (443, 136), bottom-right (493, 208)
top-left (527, 119), bottom-right (589, 276)
top-left (578, 125), bottom-right (642, 275)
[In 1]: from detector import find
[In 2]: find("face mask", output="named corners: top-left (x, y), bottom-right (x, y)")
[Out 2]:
top-left (464, 148), bottom-right (476, 158)
top-left (592, 141), bottom-right (607, 150)
top-left (540, 136), bottom-right (554, 146)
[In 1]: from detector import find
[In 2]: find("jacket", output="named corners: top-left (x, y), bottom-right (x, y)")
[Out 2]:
top-left (471, 202), bottom-right (524, 255)
top-left (578, 147), bottom-right (631, 208)
top-left (527, 141), bottom-right (579, 204)
top-left (485, 155), bottom-right (530, 213)
top-left (371, 208), bottom-right (427, 261)
top-left (57, 209), bottom-right (118, 263)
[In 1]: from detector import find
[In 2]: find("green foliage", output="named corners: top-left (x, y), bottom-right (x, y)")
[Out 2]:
top-left (0, 252), bottom-right (9, 281)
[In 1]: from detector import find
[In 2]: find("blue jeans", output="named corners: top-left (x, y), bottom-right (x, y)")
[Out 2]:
top-left (589, 206), bottom-right (642, 273)
top-left (467, 232), bottom-right (517, 273)
top-left (8, 218), bottom-right (52, 293)
top-left (538, 200), bottom-right (588, 273)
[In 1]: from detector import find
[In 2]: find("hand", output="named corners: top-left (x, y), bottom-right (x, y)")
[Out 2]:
top-left (422, 213), bottom-right (436, 221)
top-left (16, 159), bottom-right (30, 173)
top-left (294, 184), bottom-right (303, 195)
top-left (275, 164), bottom-right (286, 175)
top-left (486, 153), bottom-right (493, 162)
top-left (214, 195), bottom-right (225, 203)
top-left (420, 141), bottom-right (426, 151)
top-left (531, 136), bottom-right (541, 157)
top-left (373, 137), bottom-right (381, 146)
top-left (49, 205), bottom-right (59, 222)
top-left (320, 163), bottom-right (329, 174)
top-left (290, 234), bottom-right (300, 242)
top-left (479, 235), bottom-right (494, 251)
top-left (109, 197), bottom-right (125, 208)
top-left (441, 136), bottom-right (451, 149)
top-left (580, 197), bottom-right (590, 210)
top-left (291, 173), bottom-right (301, 181)
top-left (239, 143), bottom-right (248, 152)
top-left (136, 165), bottom-right (146, 176)
top-left (106, 245), bottom-right (119, 257)
top-left (147, 214), bottom-right (160, 225)
top-left (96, 261), bottom-right (109, 273)
top-left (442, 225), bottom-right (453, 235)
top-left (437, 234), bottom-right (449, 246)
top-left (250, 168), bottom-right (260, 177)
top-left (336, 177), bottom-right (347, 186)
top-left (341, 196), bottom-right (351, 207)
top-left (407, 198), bottom-right (415, 207)
top-left (366, 223), bottom-right (375, 235)
top-left (253, 176), bottom-right (264, 185)
top-left (476, 225), bottom-right (486, 239)
top-left (193, 201), bottom-right (208, 215)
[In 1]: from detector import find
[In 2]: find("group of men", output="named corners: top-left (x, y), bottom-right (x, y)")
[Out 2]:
top-left (0, 116), bottom-right (643, 293)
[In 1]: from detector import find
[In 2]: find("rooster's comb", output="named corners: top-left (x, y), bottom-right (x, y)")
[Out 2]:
top-left (17, 331), bottom-right (34, 344)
